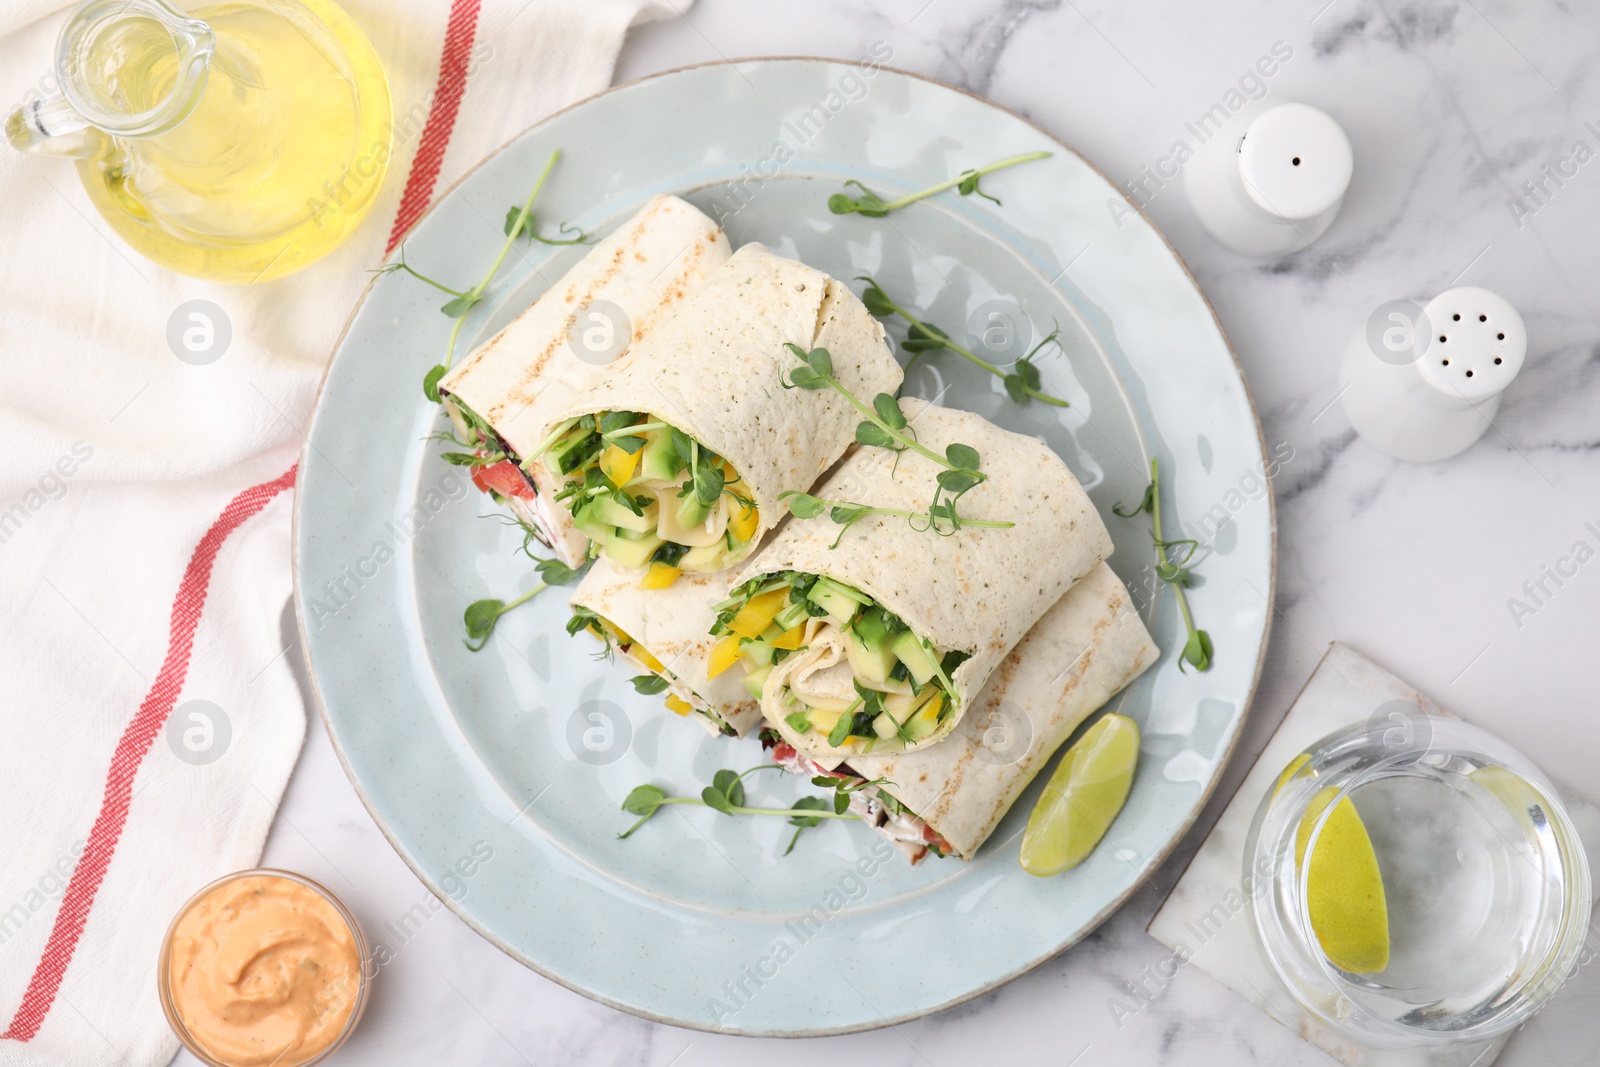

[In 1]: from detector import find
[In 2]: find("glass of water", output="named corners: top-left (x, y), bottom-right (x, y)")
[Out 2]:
top-left (1246, 714), bottom-right (1592, 1047)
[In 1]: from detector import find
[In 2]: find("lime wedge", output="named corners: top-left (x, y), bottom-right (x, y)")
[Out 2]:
top-left (1293, 781), bottom-right (1390, 975)
top-left (1020, 714), bottom-right (1139, 876)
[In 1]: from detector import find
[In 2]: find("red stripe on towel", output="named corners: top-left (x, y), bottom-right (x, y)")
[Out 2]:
top-left (1, 464), bottom-right (298, 1043)
top-left (384, 0), bottom-right (485, 253)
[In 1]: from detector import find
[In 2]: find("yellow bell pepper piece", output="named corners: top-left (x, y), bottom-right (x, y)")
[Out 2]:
top-left (664, 694), bottom-right (693, 716)
top-left (638, 562), bottom-right (681, 590)
top-left (729, 589), bottom-right (789, 639)
top-left (631, 643), bottom-right (665, 673)
top-left (807, 708), bottom-right (842, 735)
top-left (726, 496), bottom-right (759, 543)
top-left (707, 634), bottom-right (742, 679)
top-left (769, 623), bottom-right (806, 650)
top-left (599, 443), bottom-right (640, 486)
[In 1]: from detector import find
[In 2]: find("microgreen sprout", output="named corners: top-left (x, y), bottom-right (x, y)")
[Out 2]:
top-left (430, 424), bottom-right (506, 467)
top-left (485, 513), bottom-right (558, 562)
top-left (827, 151), bottom-right (1051, 216)
top-left (780, 491), bottom-right (1014, 547)
top-left (501, 206), bottom-right (590, 246)
top-left (857, 277), bottom-right (1070, 408)
top-left (785, 773), bottom-right (892, 853)
top-left (630, 674), bottom-right (671, 695)
top-left (781, 343), bottom-right (1009, 537)
top-left (461, 556), bottom-right (583, 651)
top-left (618, 765), bottom-right (865, 852)
top-left (566, 605), bottom-right (614, 660)
top-left (671, 428), bottom-right (724, 510)
top-left (371, 149), bottom-right (569, 403)
top-left (436, 448), bottom-right (496, 467)
top-left (1114, 457), bottom-right (1212, 672)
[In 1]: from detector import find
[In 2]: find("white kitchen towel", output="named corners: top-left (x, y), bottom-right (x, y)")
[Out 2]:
top-left (0, 2), bottom-right (682, 1064)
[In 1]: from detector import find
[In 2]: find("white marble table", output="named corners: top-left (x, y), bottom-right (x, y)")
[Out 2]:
top-left (206, 2), bottom-right (1600, 1064)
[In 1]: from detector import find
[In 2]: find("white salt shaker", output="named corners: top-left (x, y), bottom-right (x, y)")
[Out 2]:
top-left (1184, 103), bottom-right (1353, 257)
top-left (1339, 287), bottom-right (1527, 462)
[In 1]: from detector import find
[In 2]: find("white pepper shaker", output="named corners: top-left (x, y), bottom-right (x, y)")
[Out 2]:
top-left (1184, 102), bottom-right (1353, 257)
top-left (1339, 287), bottom-right (1527, 462)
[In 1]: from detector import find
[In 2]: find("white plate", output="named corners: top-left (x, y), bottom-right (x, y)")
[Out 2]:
top-left (294, 58), bottom-right (1275, 1035)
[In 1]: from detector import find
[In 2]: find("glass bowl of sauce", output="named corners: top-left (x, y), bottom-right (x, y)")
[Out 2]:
top-left (158, 870), bottom-right (368, 1067)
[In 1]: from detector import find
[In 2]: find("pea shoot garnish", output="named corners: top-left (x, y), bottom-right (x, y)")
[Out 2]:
top-left (629, 674), bottom-right (671, 695)
top-left (1114, 457), bottom-right (1212, 672)
top-left (501, 206), bottom-right (589, 247)
top-left (857, 277), bottom-right (1070, 408)
top-left (461, 556), bottom-right (583, 651)
top-left (565, 605), bottom-right (614, 659)
top-left (619, 765), bottom-right (883, 855)
top-left (372, 150), bottom-right (583, 403)
top-left (780, 343), bottom-right (1010, 541)
top-left (431, 419), bottom-right (504, 468)
top-left (827, 151), bottom-right (1051, 217)
top-left (780, 491), bottom-right (1014, 547)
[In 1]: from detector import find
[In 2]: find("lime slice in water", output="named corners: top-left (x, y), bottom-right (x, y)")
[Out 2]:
top-left (1278, 753), bottom-right (1390, 975)
top-left (1020, 713), bottom-right (1139, 876)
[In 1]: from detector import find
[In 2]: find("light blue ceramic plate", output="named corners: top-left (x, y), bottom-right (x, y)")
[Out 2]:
top-left (295, 59), bottom-right (1274, 1036)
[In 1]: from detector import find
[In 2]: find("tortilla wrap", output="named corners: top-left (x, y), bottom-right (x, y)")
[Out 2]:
top-left (840, 562), bottom-right (1158, 860)
top-left (438, 194), bottom-right (731, 565)
top-left (537, 243), bottom-right (903, 569)
top-left (751, 401), bottom-right (1113, 761)
top-left (570, 557), bottom-right (763, 738)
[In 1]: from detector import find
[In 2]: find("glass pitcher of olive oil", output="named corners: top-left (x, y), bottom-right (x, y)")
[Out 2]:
top-left (5, 0), bottom-right (391, 282)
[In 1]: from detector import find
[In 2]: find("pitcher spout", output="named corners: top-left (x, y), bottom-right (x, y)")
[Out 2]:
top-left (6, 0), bottom-right (214, 157)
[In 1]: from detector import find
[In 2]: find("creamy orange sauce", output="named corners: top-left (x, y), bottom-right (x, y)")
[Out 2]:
top-left (166, 874), bottom-right (361, 1067)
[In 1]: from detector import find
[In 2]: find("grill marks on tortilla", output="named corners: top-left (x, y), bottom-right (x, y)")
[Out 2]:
top-left (483, 214), bottom-right (707, 427)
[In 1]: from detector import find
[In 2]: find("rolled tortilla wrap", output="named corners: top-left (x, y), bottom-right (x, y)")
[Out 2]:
top-left (772, 562), bottom-right (1159, 861)
top-left (735, 401), bottom-right (1112, 761)
top-left (568, 557), bottom-right (762, 738)
top-left (438, 194), bottom-right (731, 566)
top-left (532, 243), bottom-right (903, 576)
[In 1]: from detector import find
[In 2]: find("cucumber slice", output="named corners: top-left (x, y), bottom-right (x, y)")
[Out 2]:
top-left (550, 429), bottom-right (602, 474)
top-left (807, 577), bottom-right (865, 628)
top-left (443, 398), bottom-right (474, 444)
top-left (741, 640), bottom-right (776, 668)
top-left (883, 689), bottom-right (919, 723)
top-left (846, 630), bottom-right (898, 689)
top-left (612, 525), bottom-right (655, 542)
top-left (591, 494), bottom-right (655, 533)
top-left (893, 630), bottom-right (940, 686)
top-left (675, 492), bottom-right (711, 530)
top-left (639, 430), bottom-right (682, 482)
top-left (850, 607), bottom-right (892, 651)
top-left (679, 542), bottom-right (725, 571)
top-left (573, 511), bottom-right (611, 543)
top-left (904, 710), bottom-right (939, 741)
top-left (742, 663), bottom-right (773, 699)
top-left (772, 599), bottom-right (812, 632)
top-left (601, 529), bottom-right (663, 569)
top-left (872, 712), bottom-right (898, 740)
top-left (807, 575), bottom-right (868, 606)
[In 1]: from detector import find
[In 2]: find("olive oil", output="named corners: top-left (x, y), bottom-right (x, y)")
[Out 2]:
top-left (74, 0), bottom-right (391, 282)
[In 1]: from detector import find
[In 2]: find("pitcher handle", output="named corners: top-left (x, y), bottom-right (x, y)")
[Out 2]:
top-left (5, 94), bottom-right (94, 156)
top-left (6, 0), bottom-right (213, 158)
